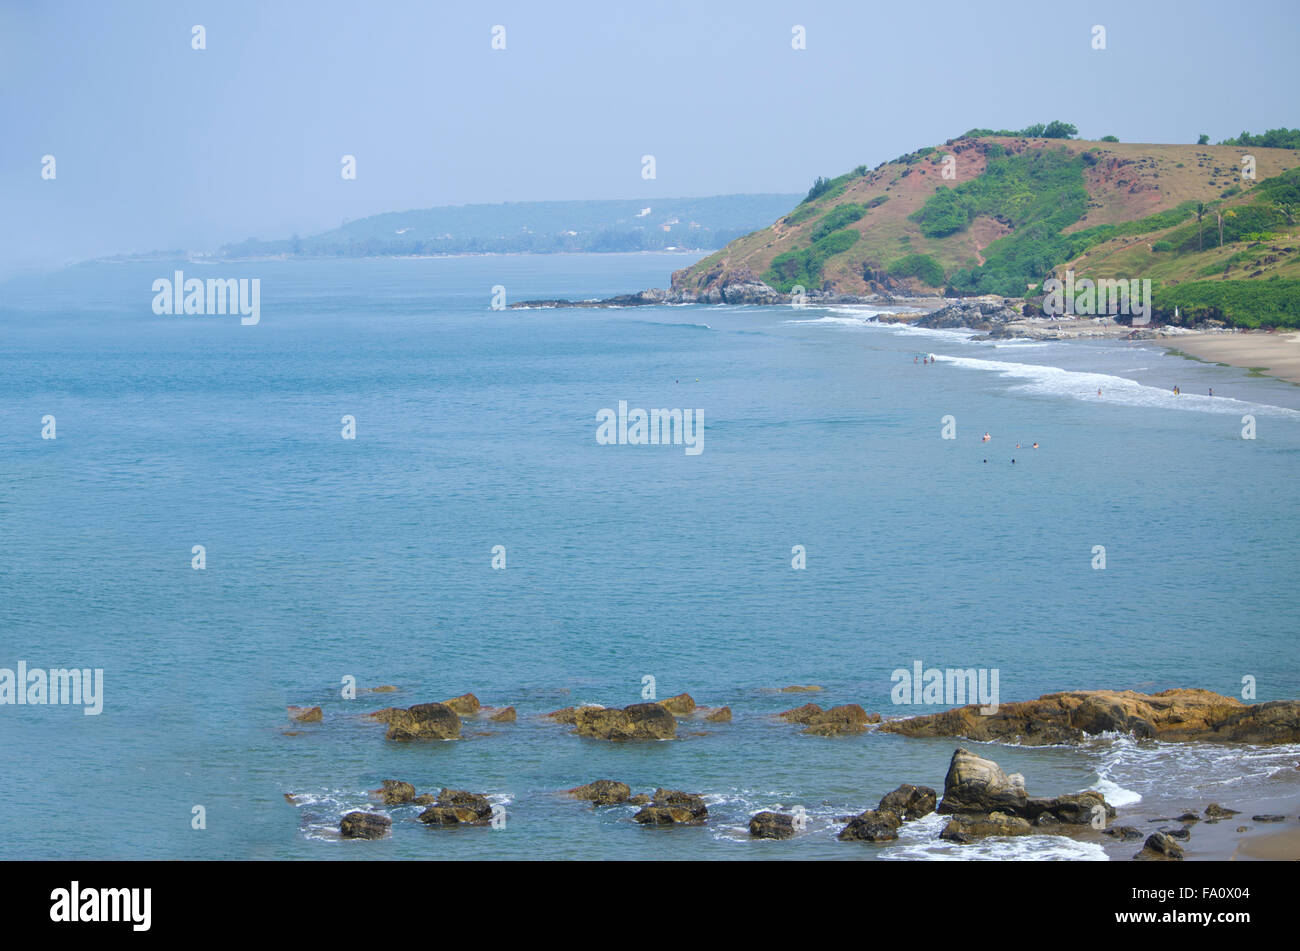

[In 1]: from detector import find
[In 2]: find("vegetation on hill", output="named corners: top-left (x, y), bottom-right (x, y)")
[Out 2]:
top-left (1219, 128), bottom-right (1300, 150)
top-left (673, 125), bottom-right (1300, 327)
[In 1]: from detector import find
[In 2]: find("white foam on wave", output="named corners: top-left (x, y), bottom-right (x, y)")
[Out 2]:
top-left (933, 353), bottom-right (1300, 418)
top-left (877, 812), bottom-right (1108, 861)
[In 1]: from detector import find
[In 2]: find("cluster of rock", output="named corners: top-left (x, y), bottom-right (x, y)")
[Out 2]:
top-left (777, 702), bottom-right (880, 735)
top-left (565, 780), bottom-right (707, 825)
top-left (932, 748), bottom-right (1114, 843)
top-left (912, 297), bottom-right (1019, 331)
top-left (879, 688), bottom-right (1300, 746)
top-left (338, 782), bottom-right (498, 838)
top-left (546, 693), bottom-right (730, 740)
top-left (838, 784), bottom-right (938, 841)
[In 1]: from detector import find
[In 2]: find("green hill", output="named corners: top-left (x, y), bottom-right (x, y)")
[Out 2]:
top-left (670, 130), bottom-right (1300, 326)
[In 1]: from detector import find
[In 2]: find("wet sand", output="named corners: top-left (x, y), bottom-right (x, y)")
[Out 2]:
top-left (1161, 330), bottom-right (1300, 386)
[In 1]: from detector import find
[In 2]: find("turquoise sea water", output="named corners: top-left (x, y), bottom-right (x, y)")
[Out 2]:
top-left (1, 252), bottom-right (1297, 860)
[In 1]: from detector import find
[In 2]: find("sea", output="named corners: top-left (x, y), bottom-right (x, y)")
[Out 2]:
top-left (1, 251), bottom-right (1297, 860)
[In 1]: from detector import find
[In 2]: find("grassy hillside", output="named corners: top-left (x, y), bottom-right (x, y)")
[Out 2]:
top-left (672, 132), bottom-right (1300, 324)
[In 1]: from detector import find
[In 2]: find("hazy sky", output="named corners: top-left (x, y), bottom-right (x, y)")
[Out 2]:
top-left (2, 0), bottom-right (1296, 271)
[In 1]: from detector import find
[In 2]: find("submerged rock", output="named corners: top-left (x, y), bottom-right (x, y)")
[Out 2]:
top-left (877, 784), bottom-right (938, 820)
top-left (382, 702), bottom-right (462, 741)
top-left (340, 811), bottom-right (391, 839)
top-left (287, 705), bottom-right (322, 723)
top-left (750, 811), bottom-right (797, 839)
top-left (703, 706), bottom-right (732, 722)
top-left (566, 780), bottom-right (633, 806)
top-left (839, 809), bottom-right (902, 842)
top-left (880, 689), bottom-right (1300, 745)
top-left (575, 703), bottom-right (676, 740)
top-left (488, 706), bottom-right (517, 722)
top-left (1251, 814), bottom-right (1286, 823)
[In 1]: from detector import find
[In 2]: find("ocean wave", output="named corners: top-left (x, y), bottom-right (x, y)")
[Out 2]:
top-left (932, 353), bottom-right (1300, 418)
top-left (878, 812), bottom-right (1108, 860)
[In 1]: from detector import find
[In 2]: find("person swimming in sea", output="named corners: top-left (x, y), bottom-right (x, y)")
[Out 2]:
top-left (982, 432), bottom-right (991, 442)
top-left (1032, 442), bottom-right (1039, 449)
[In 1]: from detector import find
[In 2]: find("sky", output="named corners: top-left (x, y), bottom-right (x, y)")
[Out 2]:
top-left (1, 0), bottom-right (1297, 272)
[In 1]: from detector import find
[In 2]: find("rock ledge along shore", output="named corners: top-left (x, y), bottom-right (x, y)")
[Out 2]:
top-left (879, 688), bottom-right (1300, 745)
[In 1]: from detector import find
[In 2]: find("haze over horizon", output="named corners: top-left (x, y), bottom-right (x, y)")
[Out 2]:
top-left (2, 0), bottom-right (1296, 273)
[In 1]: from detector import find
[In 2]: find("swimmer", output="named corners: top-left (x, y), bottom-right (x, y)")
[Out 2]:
top-left (1097, 388), bottom-right (1102, 397)
top-left (1209, 387), bottom-right (1213, 397)
top-left (1032, 442), bottom-right (1039, 449)
top-left (982, 432), bottom-right (991, 442)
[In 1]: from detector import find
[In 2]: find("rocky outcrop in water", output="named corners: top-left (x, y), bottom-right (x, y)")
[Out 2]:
top-left (913, 298), bottom-right (1018, 331)
top-left (418, 789), bottom-right (494, 826)
top-left (778, 702), bottom-right (880, 735)
top-left (749, 811), bottom-right (798, 839)
top-left (340, 811), bottom-right (391, 839)
top-left (934, 748), bottom-right (1114, 840)
top-left (567, 780), bottom-right (633, 806)
top-left (838, 809), bottom-right (903, 842)
top-left (633, 789), bottom-right (708, 825)
top-left (373, 702), bottom-right (462, 741)
top-left (575, 702), bottom-right (676, 740)
top-left (880, 689), bottom-right (1300, 745)
top-left (287, 705), bottom-right (322, 722)
top-left (375, 780), bottom-right (416, 805)
top-left (877, 784), bottom-right (938, 821)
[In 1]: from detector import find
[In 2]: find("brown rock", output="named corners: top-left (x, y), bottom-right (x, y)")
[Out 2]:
top-left (704, 706), bottom-right (732, 722)
top-left (441, 693), bottom-right (481, 716)
top-left (340, 811), bottom-right (391, 839)
top-left (877, 784), bottom-right (937, 820)
top-left (839, 809), bottom-right (902, 842)
top-left (940, 812), bottom-right (1034, 843)
top-left (418, 789), bottom-right (493, 825)
top-left (634, 789), bottom-right (708, 824)
top-left (777, 703), bottom-right (824, 724)
top-left (567, 780), bottom-right (632, 806)
top-left (1204, 803), bottom-right (1240, 818)
top-left (779, 685), bottom-right (823, 693)
top-left (488, 706), bottom-right (517, 722)
top-left (545, 706), bottom-right (579, 724)
top-left (750, 811), bottom-right (797, 839)
top-left (1135, 832), bottom-right (1184, 860)
top-left (375, 780), bottom-right (416, 805)
top-left (803, 704), bottom-right (880, 736)
top-left (575, 703), bottom-right (676, 740)
top-left (879, 689), bottom-right (1300, 746)
top-left (657, 693), bottom-right (696, 716)
top-left (384, 702), bottom-right (462, 741)
top-left (287, 705), bottom-right (322, 723)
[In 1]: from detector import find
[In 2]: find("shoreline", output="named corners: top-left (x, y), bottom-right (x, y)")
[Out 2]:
top-left (1157, 330), bottom-right (1300, 386)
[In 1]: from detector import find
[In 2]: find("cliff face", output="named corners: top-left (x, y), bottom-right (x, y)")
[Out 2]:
top-left (669, 135), bottom-right (1300, 305)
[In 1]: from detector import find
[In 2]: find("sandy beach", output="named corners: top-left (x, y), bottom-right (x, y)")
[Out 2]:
top-left (1158, 331), bottom-right (1300, 386)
